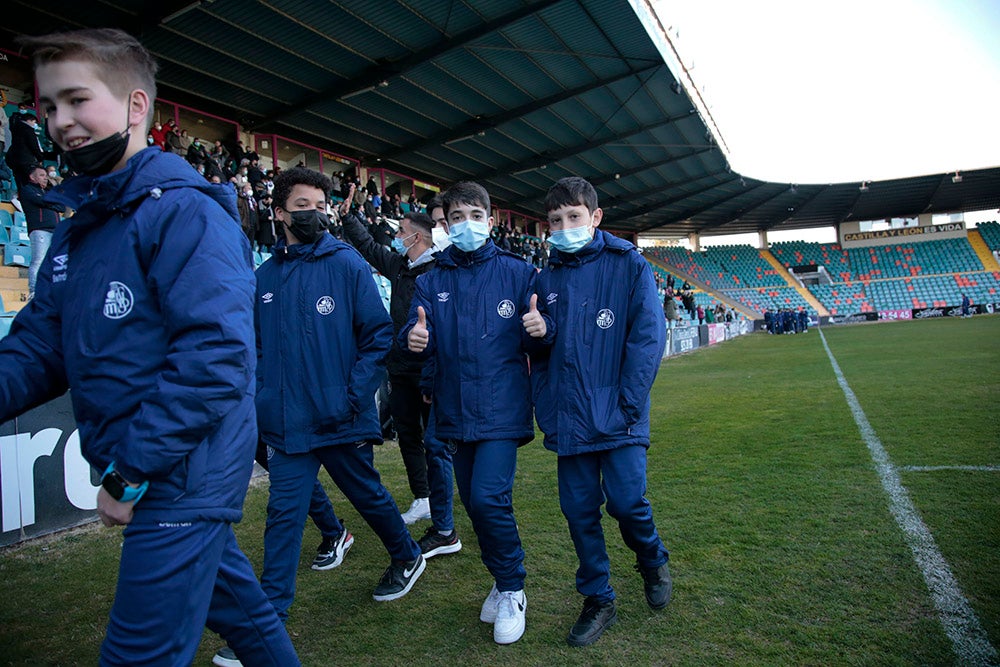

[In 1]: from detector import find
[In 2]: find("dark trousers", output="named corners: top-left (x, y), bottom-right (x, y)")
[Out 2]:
top-left (558, 445), bottom-right (669, 604)
top-left (389, 372), bottom-right (431, 498)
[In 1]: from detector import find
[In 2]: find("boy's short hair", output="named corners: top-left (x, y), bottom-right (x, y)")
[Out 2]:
top-left (271, 167), bottom-right (332, 211)
top-left (427, 195), bottom-right (444, 219)
top-left (403, 212), bottom-right (434, 240)
top-left (18, 29), bottom-right (158, 130)
top-left (442, 181), bottom-right (490, 218)
top-left (544, 176), bottom-right (599, 213)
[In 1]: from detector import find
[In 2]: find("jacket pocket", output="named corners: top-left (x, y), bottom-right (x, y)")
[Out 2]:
top-left (255, 387), bottom-right (281, 438)
top-left (531, 370), bottom-right (556, 435)
top-left (182, 438), bottom-right (209, 496)
top-left (311, 384), bottom-right (351, 432)
top-left (589, 385), bottom-right (627, 438)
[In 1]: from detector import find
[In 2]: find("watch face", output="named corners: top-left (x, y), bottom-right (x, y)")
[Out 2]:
top-left (102, 471), bottom-right (127, 501)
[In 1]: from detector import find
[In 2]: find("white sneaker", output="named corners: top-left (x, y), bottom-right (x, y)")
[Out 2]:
top-left (493, 589), bottom-right (526, 644)
top-left (400, 497), bottom-right (431, 524)
top-left (212, 647), bottom-right (242, 667)
top-left (480, 583), bottom-right (501, 623)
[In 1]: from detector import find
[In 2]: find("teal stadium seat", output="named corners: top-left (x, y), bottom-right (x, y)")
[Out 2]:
top-left (4, 243), bottom-right (31, 267)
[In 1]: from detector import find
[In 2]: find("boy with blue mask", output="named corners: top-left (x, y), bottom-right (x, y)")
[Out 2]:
top-left (531, 176), bottom-right (671, 647)
top-left (400, 181), bottom-right (553, 645)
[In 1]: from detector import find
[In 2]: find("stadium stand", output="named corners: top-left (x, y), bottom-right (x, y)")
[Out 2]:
top-left (649, 237), bottom-right (997, 317)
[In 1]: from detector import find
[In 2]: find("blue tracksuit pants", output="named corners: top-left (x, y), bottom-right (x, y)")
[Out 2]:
top-left (452, 438), bottom-right (525, 592)
top-left (100, 520), bottom-right (298, 666)
top-left (262, 442), bottom-right (421, 620)
top-left (557, 445), bottom-right (669, 604)
top-left (256, 441), bottom-right (342, 539)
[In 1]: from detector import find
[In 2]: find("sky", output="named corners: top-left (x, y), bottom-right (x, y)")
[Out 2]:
top-left (653, 0), bottom-right (1000, 186)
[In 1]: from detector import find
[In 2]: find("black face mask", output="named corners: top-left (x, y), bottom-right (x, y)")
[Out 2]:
top-left (285, 209), bottom-right (329, 244)
top-left (62, 129), bottom-right (131, 177)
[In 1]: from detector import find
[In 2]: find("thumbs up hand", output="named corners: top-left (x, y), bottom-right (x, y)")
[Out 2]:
top-left (522, 293), bottom-right (547, 338)
top-left (408, 306), bottom-right (430, 352)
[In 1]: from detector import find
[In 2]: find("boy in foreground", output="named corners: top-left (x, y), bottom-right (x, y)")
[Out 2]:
top-left (402, 182), bottom-right (549, 644)
top-left (0, 29), bottom-right (298, 665)
top-left (531, 177), bottom-right (672, 647)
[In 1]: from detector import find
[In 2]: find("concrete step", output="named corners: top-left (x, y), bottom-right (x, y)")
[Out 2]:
top-left (0, 276), bottom-right (28, 290)
top-left (1, 288), bottom-right (28, 312)
top-left (0, 265), bottom-right (26, 279)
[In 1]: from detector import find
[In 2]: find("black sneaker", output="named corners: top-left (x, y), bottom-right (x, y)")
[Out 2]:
top-left (636, 561), bottom-right (673, 609)
top-left (567, 596), bottom-right (617, 647)
top-left (418, 526), bottom-right (462, 558)
top-left (372, 554), bottom-right (426, 601)
top-left (311, 530), bottom-right (354, 571)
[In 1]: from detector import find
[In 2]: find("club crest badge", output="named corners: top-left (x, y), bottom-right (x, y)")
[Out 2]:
top-left (316, 296), bottom-right (335, 315)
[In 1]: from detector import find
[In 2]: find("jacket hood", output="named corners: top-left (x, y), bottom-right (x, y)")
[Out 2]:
top-left (547, 228), bottom-right (633, 267)
top-left (47, 147), bottom-right (240, 229)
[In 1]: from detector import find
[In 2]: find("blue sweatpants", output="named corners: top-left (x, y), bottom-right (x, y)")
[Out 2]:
top-left (452, 439), bottom-right (525, 592)
top-left (101, 520), bottom-right (298, 667)
top-left (262, 443), bottom-right (421, 620)
top-left (557, 445), bottom-right (669, 604)
top-left (257, 440), bottom-right (342, 540)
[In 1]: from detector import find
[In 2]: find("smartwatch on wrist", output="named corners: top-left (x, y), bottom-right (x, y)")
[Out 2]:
top-left (101, 462), bottom-right (149, 504)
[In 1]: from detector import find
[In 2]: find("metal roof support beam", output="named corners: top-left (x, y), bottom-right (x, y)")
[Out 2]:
top-left (589, 149), bottom-right (715, 187)
top-left (254, 0), bottom-right (563, 130)
top-left (766, 187), bottom-right (826, 229)
top-left (473, 110), bottom-right (699, 181)
top-left (667, 182), bottom-right (771, 224)
top-left (596, 169), bottom-right (727, 210)
top-left (608, 177), bottom-right (739, 220)
top-left (383, 63), bottom-right (660, 160)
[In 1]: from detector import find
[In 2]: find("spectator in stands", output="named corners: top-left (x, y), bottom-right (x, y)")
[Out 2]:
top-left (45, 165), bottom-right (63, 187)
top-left (252, 165), bottom-right (425, 625)
top-left (529, 176), bottom-right (671, 647)
top-left (366, 174), bottom-right (379, 196)
top-left (19, 165), bottom-right (65, 298)
top-left (149, 120), bottom-right (168, 149)
top-left (401, 181), bottom-right (537, 645)
top-left (961, 293), bottom-right (972, 318)
top-left (210, 139), bottom-right (229, 169)
top-left (341, 195), bottom-right (460, 555)
top-left (185, 136), bottom-right (207, 167)
top-left (247, 157), bottom-right (265, 189)
top-left (2, 28), bottom-right (298, 666)
top-left (236, 183), bottom-right (258, 242)
top-left (663, 290), bottom-right (680, 329)
top-left (428, 195), bottom-right (451, 251)
top-left (256, 193), bottom-right (276, 251)
top-left (7, 111), bottom-right (44, 187)
top-left (696, 304), bottom-right (705, 325)
top-left (165, 123), bottom-right (183, 154)
top-left (363, 192), bottom-right (379, 223)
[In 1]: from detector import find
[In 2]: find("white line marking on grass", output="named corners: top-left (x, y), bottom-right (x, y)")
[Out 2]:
top-left (902, 465), bottom-right (1000, 473)
top-left (818, 328), bottom-right (999, 666)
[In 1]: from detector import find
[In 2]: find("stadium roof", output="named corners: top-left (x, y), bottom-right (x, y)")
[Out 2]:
top-left (5, 0), bottom-right (1000, 237)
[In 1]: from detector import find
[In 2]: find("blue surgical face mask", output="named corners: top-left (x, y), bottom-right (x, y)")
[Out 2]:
top-left (548, 224), bottom-right (593, 253)
top-left (448, 219), bottom-right (490, 252)
top-left (391, 232), bottom-right (416, 254)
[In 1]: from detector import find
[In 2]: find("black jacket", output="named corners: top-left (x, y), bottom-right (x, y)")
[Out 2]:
top-left (7, 118), bottom-right (43, 173)
top-left (19, 182), bottom-right (64, 233)
top-left (341, 210), bottom-right (434, 376)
